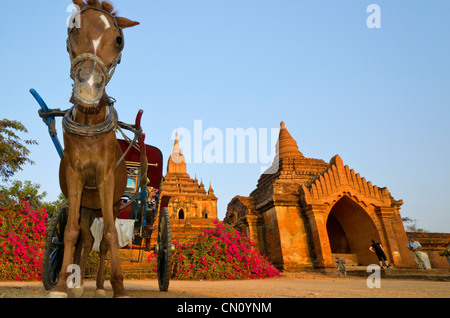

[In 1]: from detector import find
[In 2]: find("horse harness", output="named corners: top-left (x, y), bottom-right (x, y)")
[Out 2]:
top-left (59, 5), bottom-right (143, 189)
top-left (39, 101), bottom-right (144, 192)
top-left (67, 5), bottom-right (125, 85)
top-left (37, 7), bottom-right (147, 210)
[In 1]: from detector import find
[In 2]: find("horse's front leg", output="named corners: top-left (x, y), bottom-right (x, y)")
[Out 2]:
top-left (49, 170), bottom-right (83, 298)
top-left (95, 234), bottom-right (108, 298)
top-left (95, 201), bottom-right (121, 298)
top-left (98, 175), bottom-right (127, 298)
top-left (70, 208), bottom-right (95, 298)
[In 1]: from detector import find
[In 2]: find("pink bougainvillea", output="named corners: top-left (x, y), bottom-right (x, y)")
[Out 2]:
top-left (0, 201), bottom-right (47, 281)
top-left (149, 219), bottom-right (281, 280)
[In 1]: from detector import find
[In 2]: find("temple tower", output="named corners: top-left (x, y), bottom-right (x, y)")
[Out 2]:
top-left (225, 121), bottom-right (415, 270)
top-left (159, 133), bottom-right (218, 243)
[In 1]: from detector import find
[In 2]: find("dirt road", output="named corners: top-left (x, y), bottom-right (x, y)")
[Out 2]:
top-left (0, 272), bottom-right (449, 298)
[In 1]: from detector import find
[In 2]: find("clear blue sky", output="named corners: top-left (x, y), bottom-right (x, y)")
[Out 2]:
top-left (0, 1), bottom-right (449, 232)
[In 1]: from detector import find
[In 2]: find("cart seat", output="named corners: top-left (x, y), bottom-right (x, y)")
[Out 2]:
top-left (117, 139), bottom-right (163, 189)
top-left (97, 140), bottom-right (163, 221)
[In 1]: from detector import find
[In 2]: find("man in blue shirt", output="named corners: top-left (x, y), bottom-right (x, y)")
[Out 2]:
top-left (407, 236), bottom-right (426, 269)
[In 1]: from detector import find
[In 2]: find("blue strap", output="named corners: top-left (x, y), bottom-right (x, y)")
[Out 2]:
top-left (30, 89), bottom-right (64, 158)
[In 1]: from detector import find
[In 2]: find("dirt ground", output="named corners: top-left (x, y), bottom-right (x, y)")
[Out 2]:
top-left (0, 272), bottom-right (449, 298)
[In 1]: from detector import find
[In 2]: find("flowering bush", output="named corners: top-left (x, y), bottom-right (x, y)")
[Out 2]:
top-left (149, 220), bottom-right (281, 280)
top-left (0, 201), bottom-right (47, 281)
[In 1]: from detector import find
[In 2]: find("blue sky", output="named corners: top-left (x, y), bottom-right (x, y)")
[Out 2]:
top-left (0, 1), bottom-right (449, 232)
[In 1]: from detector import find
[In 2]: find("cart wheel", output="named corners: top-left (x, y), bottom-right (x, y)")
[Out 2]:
top-left (42, 201), bottom-right (68, 291)
top-left (157, 207), bottom-right (172, 292)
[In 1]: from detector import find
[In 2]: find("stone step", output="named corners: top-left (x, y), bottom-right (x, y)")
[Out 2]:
top-left (327, 266), bottom-right (450, 281)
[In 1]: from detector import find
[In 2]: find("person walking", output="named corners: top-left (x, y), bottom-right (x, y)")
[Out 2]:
top-left (407, 236), bottom-right (427, 269)
top-left (369, 240), bottom-right (390, 268)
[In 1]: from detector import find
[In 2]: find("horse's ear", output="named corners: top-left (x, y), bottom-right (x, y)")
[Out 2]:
top-left (116, 17), bottom-right (140, 29)
top-left (73, 0), bottom-right (87, 8)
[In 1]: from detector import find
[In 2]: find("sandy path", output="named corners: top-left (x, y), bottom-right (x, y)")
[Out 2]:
top-left (0, 272), bottom-right (449, 298)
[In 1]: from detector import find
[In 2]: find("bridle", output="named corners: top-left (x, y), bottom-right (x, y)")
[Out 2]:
top-left (62, 6), bottom-right (142, 185)
top-left (67, 6), bottom-right (124, 86)
top-left (64, 6), bottom-right (124, 139)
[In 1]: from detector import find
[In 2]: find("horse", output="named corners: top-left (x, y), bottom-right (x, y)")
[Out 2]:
top-left (49, 0), bottom-right (139, 298)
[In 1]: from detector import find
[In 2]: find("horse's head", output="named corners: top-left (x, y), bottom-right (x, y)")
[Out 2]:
top-left (68, 0), bottom-right (139, 110)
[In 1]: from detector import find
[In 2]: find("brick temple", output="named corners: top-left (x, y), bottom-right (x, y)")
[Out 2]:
top-left (225, 121), bottom-right (420, 270)
top-left (158, 133), bottom-right (218, 244)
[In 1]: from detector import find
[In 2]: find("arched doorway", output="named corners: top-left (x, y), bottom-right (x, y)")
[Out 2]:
top-left (326, 196), bottom-right (381, 266)
top-left (178, 209), bottom-right (185, 220)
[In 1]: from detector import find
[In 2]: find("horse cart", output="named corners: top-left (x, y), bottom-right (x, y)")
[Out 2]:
top-left (30, 89), bottom-right (173, 293)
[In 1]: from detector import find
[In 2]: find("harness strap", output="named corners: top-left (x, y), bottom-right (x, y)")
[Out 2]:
top-left (38, 108), bottom-right (69, 138)
top-left (62, 105), bottom-right (118, 137)
top-left (70, 52), bottom-right (122, 86)
top-left (67, 5), bottom-right (124, 85)
top-left (115, 127), bottom-right (138, 170)
top-left (43, 102), bottom-right (146, 193)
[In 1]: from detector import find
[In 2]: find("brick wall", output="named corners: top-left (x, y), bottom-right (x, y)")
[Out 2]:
top-left (406, 232), bottom-right (450, 269)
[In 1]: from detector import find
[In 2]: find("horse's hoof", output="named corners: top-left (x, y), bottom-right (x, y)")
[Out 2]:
top-left (48, 291), bottom-right (68, 298)
top-left (114, 292), bottom-right (130, 298)
top-left (95, 289), bottom-right (106, 298)
top-left (70, 285), bottom-right (85, 298)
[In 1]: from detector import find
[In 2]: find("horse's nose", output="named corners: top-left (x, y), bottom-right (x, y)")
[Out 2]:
top-left (76, 67), bottom-right (105, 88)
top-left (72, 65), bottom-right (106, 107)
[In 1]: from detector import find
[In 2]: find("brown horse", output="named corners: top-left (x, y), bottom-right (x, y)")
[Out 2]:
top-left (49, 0), bottom-right (139, 298)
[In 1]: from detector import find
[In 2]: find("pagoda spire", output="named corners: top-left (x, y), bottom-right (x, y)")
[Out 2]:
top-left (172, 131), bottom-right (181, 154)
top-left (262, 121), bottom-right (305, 174)
top-left (277, 121), bottom-right (304, 159)
top-left (208, 182), bottom-right (214, 195)
top-left (167, 131), bottom-right (187, 174)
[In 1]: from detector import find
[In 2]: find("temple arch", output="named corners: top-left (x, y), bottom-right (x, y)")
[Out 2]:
top-left (226, 121), bottom-right (416, 269)
top-left (326, 195), bottom-right (381, 266)
top-left (178, 209), bottom-right (185, 220)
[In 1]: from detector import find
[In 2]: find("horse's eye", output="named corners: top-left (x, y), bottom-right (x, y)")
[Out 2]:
top-left (116, 37), bottom-right (123, 46)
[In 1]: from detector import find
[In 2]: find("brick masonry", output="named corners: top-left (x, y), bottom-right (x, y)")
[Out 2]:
top-left (225, 122), bottom-right (435, 270)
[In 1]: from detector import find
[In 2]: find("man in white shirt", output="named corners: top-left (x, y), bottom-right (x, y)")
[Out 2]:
top-left (407, 236), bottom-right (426, 269)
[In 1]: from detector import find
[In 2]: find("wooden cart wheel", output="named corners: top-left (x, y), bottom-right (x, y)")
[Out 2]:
top-left (157, 207), bottom-right (172, 292)
top-left (42, 201), bottom-right (68, 291)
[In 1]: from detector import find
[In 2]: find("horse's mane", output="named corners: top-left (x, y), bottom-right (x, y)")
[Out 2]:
top-left (74, 0), bottom-right (117, 16)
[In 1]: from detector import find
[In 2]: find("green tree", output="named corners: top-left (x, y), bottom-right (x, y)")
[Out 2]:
top-left (42, 192), bottom-right (67, 219)
top-left (0, 180), bottom-right (47, 209)
top-left (0, 119), bottom-right (38, 182)
top-left (0, 180), bottom-right (66, 219)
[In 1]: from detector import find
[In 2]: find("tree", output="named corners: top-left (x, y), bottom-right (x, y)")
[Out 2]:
top-left (402, 217), bottom-right (427, 233)
top-left (0, 180), bottom-right (47, 210)
top-left (0, 180), bottom-right (67, 219)
top-left (42, 193), bottom-right (67, 219)
top-left (0, 119), bottom-right (38, 182)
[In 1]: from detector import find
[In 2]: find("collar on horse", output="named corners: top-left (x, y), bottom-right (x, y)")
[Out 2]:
top-left (67, 5), bottom-right (124, 85)
top-left (62, 101), bottom-right (118, 137)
